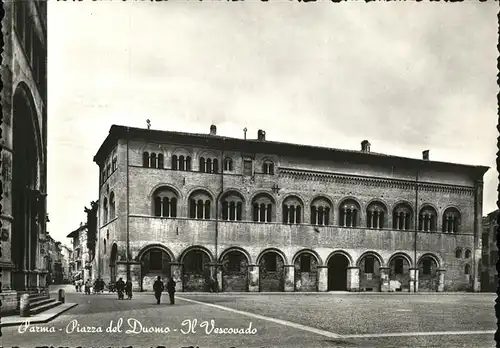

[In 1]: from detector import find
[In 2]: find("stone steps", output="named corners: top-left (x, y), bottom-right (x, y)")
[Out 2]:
top-left (30, 299), bottom-right (62, 316)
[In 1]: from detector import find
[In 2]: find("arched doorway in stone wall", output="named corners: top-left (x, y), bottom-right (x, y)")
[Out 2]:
top-left (110, 243), bottom-right (118, 284)
top-left (182, 248), bottom-right (211, 292)
top-left (358, 253), bottom-right (382, 292)
top-left (418, 255), bottom-right (439, 292)
top-left (11, 84), bottom-right (41, 290)
top-left (221, 249), bottom-right (249, 292)
top-left (327, 253), bottom-right (349, 291)
top-left (388, 254), bottom-right (411, 292)
top-left (259, 250), bottom-right (285, 292)
top-left (140, 247), bottom-right (172, 292)
top-left (294, 251), bottom-right (319, 292)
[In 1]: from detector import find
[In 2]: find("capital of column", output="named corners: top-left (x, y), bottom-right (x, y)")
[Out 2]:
top-left (347, 266), bottom-right (360, 270)
top-left (317, 265), bottom-right (329, 269)
top-left (284, 264), bottom-right (295, 268)
top-left (379, 267), bottom-right (390, 270)
top-left (437, 268), bottom-right (446, 273)
top-left (169, 262), bottom-right (182, 267)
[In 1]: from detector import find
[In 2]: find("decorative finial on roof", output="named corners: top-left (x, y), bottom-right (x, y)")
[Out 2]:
top-left (146, 119), bottom-right (151, 129)
top-left (243, 127), bottom-right (247, 140)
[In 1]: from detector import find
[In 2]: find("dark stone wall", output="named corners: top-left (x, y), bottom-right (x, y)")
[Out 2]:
top-left (259, 253), bottom-right (284, 292)
top-left (294, 255), bottom-right (318, 291)
top-left (183, 251), bottom-right (210, 292)
top-left (418, 258), bottom-right (438, 291)
top-left (389, 257), bottom-right (411, 291)
top-left (222, 252), bottom-right (248, 292)
top-left (359, 256), bottom-right (381, 291)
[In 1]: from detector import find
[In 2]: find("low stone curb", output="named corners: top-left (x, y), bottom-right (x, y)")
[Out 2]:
top-left (0, 303), bottom-right (78, 328)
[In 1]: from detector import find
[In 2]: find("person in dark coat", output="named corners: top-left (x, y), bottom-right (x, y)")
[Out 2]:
top-left (153, 276), bottom-right (164, 304)
top-left (125, 279), bottom-right (133, 300)
top-left (166, 277), bottom-right (176, 305)
top-left (84, 280), bottom-right (91, 295)
top-left (116, 277), bottom-right (125, 300)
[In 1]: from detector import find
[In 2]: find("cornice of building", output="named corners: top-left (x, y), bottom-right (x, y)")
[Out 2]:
top-left (93, 125), bottom-right (489, 180)
top-left (279, 167), bottom-right (476, 196)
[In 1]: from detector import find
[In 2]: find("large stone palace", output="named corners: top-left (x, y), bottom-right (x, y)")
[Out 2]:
top-left (0, 0), bottom-right (48, 313)
top-left (93, 125), bottom-right (488, 293)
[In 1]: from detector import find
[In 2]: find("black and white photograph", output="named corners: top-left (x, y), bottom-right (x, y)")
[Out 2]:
top-left (0, 1), bottom-right (498, 347)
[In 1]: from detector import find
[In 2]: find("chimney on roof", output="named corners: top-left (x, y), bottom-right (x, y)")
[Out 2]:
top-left (361, 140), bottom-right (371, 153)
top-left (258, 129), bottom-right (266, 141)
top-left (210, 125), bottom-right (217, 136)
top-left (422, 150), bottom-right (430, 161)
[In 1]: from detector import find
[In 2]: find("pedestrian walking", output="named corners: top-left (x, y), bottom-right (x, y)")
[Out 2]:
top-left (153, 276), bottom-right (164, 304)
top-left (116, 277), bottom-right (125, 300)
top-left (100, 279), bottom-right (105, 294)
top-left (166, 277), bottom-right (176, 305)
top-left (125, 279), bottom-right (133, 300)
top-left (84, 280), bottom-right (91, 295)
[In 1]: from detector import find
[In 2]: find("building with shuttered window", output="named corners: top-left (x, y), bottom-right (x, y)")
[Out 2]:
top-left (93, 124), bottom-right (488, 293)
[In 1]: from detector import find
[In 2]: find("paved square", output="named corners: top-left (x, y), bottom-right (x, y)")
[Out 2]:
top-left (2, 287), bottom-right (496, 348)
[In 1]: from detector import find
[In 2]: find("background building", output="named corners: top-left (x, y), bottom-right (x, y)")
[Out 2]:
top-left (60, 244), bottom-right (73, 284)
top-left (42, 234), bottom-right (63, 285)
top-left (93, 125), bottom-right (488, 293)
top-left (481, 209), bottom-right (498, 292)
top-left (67, 223), bottom-right (91, 284)
top-left (0, 0), bottom-right (48, 313)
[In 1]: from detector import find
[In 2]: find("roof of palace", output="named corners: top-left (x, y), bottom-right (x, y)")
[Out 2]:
top-left (93, 125), bottom-right (489, 178)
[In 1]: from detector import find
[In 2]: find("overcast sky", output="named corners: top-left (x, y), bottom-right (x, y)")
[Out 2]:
top-left (47, 1), bottom-right (498, 245)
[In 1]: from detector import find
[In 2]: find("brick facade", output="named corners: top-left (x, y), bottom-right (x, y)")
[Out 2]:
top-left (93, 125), bottom-right (488, 293)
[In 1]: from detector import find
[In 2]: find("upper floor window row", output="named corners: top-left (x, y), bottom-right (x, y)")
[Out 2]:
top-left (141, 152), bottom-right (275, 175)
top-left (262, 160), bottom-right (274, 175)
top-left (101, 153), bottom-right (118, 186)
top-left (199, 157), bottom-right (218, 173)
top-left (143, 152), bottom-right (165, 169)
top-left (147, 190), bottom-right (463, 232)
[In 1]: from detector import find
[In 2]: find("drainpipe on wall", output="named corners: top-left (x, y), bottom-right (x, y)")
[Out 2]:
top-left (214, 142), bottom-right (225, 292)
top-left (126, 128), bottom-right (130, 280)
top-left (414, 170), bottom-right (419, 293)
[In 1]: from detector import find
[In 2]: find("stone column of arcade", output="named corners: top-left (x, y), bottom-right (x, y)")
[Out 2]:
top-left (317, 266), bottom-right (328, 292)
top-left (380, 267), bottom-right (390, 292)
top-left (170, 262), bottom-right (183, 292)
top-left (346, 266), bottom-right (360, 292)
top-left (247, 264), bottom-right (259, 292)
top-left (284, 265), bottom-right (295, 292)
top-left (437, 269), bottom-right (446, 292)
top-left (409, 267), bottom-right (419, 292)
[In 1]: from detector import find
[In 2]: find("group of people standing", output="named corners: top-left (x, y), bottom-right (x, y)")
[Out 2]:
top-left (75, 276), bottom-right (177, 304)
top-left (114, 278), bottom-right (133, 300)
top-left (154, 276), bottom-right (176, 305)
top-left (74, 278), bottom-right (106, 294)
